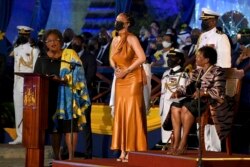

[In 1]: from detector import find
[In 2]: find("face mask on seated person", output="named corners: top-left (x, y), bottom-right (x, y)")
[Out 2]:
top-left (156, 43), bottom-right (163, 50)
top-left (167, 57), bottom-right (180, 68)
top-left (162, 41), bottom-right (172, 48)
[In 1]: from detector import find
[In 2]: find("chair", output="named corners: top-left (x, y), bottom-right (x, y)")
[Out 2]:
top-left (200, 68), bottom-right (244, 155)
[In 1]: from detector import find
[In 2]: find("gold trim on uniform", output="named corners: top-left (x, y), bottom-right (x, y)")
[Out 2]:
top-left (165, 72), bottom-right (184, 93)
top-left (18, 48), bottom-right (34, 70)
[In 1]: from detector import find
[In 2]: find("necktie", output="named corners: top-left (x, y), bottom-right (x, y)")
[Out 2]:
top-left (188, 44), bottom-right (195, 57)
top-left (97, 47), bottom-right (105, 60)
top-left (169, 69), bottom-right (175, 75)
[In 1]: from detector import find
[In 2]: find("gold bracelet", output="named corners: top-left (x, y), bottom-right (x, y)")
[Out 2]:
top-left (204, 89), bottom-right (207, 95)
top-left (127, 68), bottom-right (132, 73)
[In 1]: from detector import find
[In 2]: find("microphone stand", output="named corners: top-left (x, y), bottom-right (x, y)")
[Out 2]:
top-left (196, 80), bottom-right (203, 167)
top-left (70, 63), bottom-right (75, 160)
top-left (61, 59), bottom-right (81, 160)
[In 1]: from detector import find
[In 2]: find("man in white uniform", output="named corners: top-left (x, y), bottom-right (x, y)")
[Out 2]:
top-left (197, 8), bottom-right (231, 68)
top-left (9, 25), bottom-right (39, 144)
top-left (159, 49), bottom-right (189, 147)
top-left (197, 8), bottom-right (231, 151)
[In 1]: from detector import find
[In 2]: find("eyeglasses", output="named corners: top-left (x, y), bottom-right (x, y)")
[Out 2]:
top-left (45, 39), bottom-right (60, 43)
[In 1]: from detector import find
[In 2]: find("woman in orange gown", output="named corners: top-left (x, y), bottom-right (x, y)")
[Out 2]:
top-left (110, 13), bottom-right (148, 162)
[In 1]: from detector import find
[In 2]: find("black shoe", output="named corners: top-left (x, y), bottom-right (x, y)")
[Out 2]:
top-left (60, 153), bottom-right (69, 160)
top-left (48, 161), bottom-right (53, 167)
top-left (83, 154), bottom-right (92, 159)
top-left (74, 152), bottom-right (92, 159)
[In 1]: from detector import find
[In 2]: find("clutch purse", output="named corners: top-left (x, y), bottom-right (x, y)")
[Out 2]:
top-left (162, 112), bottom-right (173, 131)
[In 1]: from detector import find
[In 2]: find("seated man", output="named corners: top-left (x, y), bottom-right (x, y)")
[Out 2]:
top-left (159, 49), bottom-right (189, 148)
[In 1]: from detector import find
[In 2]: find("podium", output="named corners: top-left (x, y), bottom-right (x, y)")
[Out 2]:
top-left (16, 73), bottom-right (49, 167)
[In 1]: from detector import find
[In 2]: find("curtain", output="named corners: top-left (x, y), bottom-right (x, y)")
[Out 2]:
top-left (31, 0), bottom-right (52, 38)
top-left (0, 0), bottom-right (13, 55)
top-left (180, 0), bottom-right (195, 24)
top-left (0, 0), bottom-right (12, 31)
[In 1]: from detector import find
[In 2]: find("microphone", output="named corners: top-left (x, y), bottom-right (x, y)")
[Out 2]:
top-left (38, 56), bottom-right (81, 67)
top-left (60, 59), bottom-right (82, 67)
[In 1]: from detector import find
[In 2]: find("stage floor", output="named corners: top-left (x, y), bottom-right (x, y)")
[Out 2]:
top-left (53, 150), bottom-right (250, 167)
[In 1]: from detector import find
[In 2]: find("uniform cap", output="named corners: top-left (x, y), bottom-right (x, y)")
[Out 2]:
top-left (167, 48), bottom-right (184, 57)
top-left (177, 30), bottom-right (190, 43)
top-left (200, 8), bottom-right (220, 20)
top-left (165, 28), bottom-right (173, 35)
top-left (167, 48), bottom-right (185, 65)
top-left (17, 25), bottom-right (33, 35)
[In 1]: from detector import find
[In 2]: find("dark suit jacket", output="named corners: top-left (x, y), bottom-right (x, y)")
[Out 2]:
top-left (97, 43), bottom-right (110, 66)
top-left (80, 50), bottom-right (97, 98)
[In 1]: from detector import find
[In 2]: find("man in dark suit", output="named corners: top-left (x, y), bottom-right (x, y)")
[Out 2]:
top-left (80, 38), bottom-right (97, 159)
top-left (62, 28), bottom-right (75, 49)
top-left (96, 28), bottom-right (111, 66)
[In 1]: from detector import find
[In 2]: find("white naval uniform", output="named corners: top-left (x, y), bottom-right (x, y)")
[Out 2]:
top-left (159, 66), bottom-right (188, 143)
top-left (197, 27), bottom-right (231, 68)
top-left (197, 27), bottom-right (231, 151)
top-left (13, 43), bottom-right (39, 142)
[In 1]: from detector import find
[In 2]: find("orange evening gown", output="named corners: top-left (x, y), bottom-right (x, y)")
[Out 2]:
top-left (111, 32), bottom-right (147, 151)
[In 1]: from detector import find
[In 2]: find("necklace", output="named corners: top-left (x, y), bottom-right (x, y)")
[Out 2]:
top-left (196, 65), bottom-right (213, 82)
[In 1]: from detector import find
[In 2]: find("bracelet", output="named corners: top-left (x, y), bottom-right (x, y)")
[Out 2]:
top-left (127, 68), bottom-right (132, 73)
top-left (204, 89), bottom-right (207, 95)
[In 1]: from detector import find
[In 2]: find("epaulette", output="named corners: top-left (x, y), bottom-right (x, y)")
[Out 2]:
top-left (216, 29), bottom-right (224, 35)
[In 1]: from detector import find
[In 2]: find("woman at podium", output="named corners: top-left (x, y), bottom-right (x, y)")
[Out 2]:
top-left (34, 29), bottom-right (90, 160)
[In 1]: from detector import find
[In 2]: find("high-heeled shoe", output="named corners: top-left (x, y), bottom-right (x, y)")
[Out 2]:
top-left (166, 146), bottom-right (177, 155)
top-left (116, 152), bottom-right (126, 162)
top-left (173, 145), bottom-right (187, 156)
top-left (122, 154), bottom-right (129, 163)
top-left (116, 157), bottom-right (124, 162)
top-left (122, 158), bottom-right (128, 162)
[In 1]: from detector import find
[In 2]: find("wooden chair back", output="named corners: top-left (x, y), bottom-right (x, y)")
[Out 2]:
top-left (200, 68), bottom-right (244, 155)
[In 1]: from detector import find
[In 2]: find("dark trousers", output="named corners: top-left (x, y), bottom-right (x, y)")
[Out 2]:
top-left (82, 105), bottom-right (92, 156)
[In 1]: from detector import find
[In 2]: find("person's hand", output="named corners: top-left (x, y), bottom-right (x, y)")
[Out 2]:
top-left (171, 91), bottom-right (180, 99)
top-left (192, 90), bottom-right (206, 99)
top-left (240, 48), bottom-right (250, 59)
top-left (115, 68), bottom-right (128, 79)
top-left (50, 75), bottom-right (67, 84)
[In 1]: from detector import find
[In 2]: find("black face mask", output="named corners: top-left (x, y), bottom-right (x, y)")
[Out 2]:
top-left (72, 44), bottom-right (82, 53)
top-left (191, 36), bottom-right (199, 44)
top-left (156, 43), bottom-right (163, 50)
top-left (114, 21), bottom-right (124, 31)
top-left (201, 21), bottom-right (210, 31)
top-left (99, 37), bottom-right (108, 46)
top-left (63, 36), bottom-right (71, 43)
top-left (16, 35), bottom-right (29, 46)
top-left (167, 57), bottom-right (179, 68)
